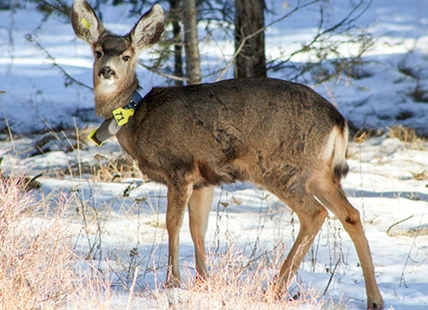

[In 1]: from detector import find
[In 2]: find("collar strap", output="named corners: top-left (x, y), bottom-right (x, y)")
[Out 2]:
top-left (112, 91), bottom-right (143, 126)
top-left (88, 91), bottom-right (143, 146)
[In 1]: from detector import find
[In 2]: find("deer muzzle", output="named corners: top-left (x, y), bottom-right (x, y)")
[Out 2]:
top-left (99, 66), bottom-right (115, 79)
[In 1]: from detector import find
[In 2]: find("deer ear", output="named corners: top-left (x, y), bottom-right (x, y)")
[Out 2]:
top-left (129, 4), bottom-right (165, 54)
top-left (71, 0), bottom-right (105, 45)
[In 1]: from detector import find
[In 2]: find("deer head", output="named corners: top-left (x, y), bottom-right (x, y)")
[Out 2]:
top-left (71, 0), bottom-right (164, 118)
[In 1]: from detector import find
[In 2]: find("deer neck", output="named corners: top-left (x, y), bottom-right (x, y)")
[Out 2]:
top-left (94, 75), bottom-right (140, 119)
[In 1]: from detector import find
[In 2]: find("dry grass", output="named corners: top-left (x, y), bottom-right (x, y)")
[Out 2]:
top-left (64, 151), bottom-right (141, 182)
top-left (386, 125), bottom-right (420, 143)
top-left (409, 170), bottom-right (428, 180)
top-left (351, 128), bottom-right (384, 143)
top-left (0, 175), bottom-right (77, 309)
top-left (352, 125), bottom-right (425, 148)
top-left (0, 174), bottom-right (130, 310)
top-left (403, 227), bottom-right (428, 237)
top-left (0, 173), bottom-right (344, 309)
top-left (91, 153), bottom-right (140, 182)
top-left (146, 249), bottom-right (340, 310)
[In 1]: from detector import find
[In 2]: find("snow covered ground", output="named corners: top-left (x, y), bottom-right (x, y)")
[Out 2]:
top-left (1, 0), bottom-right (428, 309)
top-left (1, 125), bottom-right (428, 309)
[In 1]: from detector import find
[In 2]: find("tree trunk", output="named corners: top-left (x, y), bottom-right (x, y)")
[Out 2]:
top-left (169, 0), bottom-right (184, 87)
top-left (182, 0), bottom-right (201, 84)
top-left (234, 0), bottom-right (266, 78)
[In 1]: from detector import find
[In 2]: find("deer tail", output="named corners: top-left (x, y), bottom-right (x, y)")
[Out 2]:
top-left (321, 125), bottom-right (349, 180)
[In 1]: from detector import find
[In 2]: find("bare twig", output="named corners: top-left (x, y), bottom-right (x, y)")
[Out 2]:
top-left (25, 34), bottom-right (93, 91)
top-left (323, 257), bottom-right (341, 296)
top-left (139, 61), bottom-right (189, 82)
top-left (400, 205), bottom-right (427, 288)
top-left (271, 0), bottom-right (372, 69)
top-left (126, 267), bottom-right (138, 310)
top-left (386, 215), bottom-right (414, 236)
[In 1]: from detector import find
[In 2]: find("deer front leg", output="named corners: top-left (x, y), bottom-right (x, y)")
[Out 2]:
top-left (188, 185), bottom-right (214, 281)
top-left (165, 182), bottom-right (194, 288)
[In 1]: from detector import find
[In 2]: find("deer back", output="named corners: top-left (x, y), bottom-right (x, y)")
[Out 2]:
top-left (116, 77), bottom-right (347, 189)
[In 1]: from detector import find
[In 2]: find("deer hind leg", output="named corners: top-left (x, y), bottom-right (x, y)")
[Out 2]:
top-left (268, 189), bottom-right (328, 299)
top-left (188, 185), bottom-right (214, 281)
top-left (308, 177), bottom-right (384, 309)
top-left (165, 182), bottom-right (194, 288)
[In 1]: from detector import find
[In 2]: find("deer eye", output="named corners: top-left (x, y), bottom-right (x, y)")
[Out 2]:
top-left (123, 55), bottom-right (130, 62)
top-left (94, 51), bottom-right (102, 59)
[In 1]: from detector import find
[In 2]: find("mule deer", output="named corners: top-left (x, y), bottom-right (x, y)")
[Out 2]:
top-left (71, 0), bottom-right (384, 308)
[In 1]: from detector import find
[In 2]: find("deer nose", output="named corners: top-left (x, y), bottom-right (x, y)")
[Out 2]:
top-left (99, 66), bottom-right (115, 79)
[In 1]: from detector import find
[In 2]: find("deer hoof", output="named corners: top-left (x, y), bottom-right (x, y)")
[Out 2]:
top-left (164, 277), bottom-right (180, 289)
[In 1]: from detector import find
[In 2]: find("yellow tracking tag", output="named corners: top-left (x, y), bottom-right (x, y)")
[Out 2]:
top-left (113, 107), bottom-right (134, 126)
top-left (88, 128), bottom-right (103, 146)
top-left (81, 18), bottom-right (91, 30)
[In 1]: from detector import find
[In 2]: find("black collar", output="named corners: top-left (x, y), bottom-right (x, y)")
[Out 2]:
top-left (112, 91), bottom-right (143, 126)
top-left (126, 91), bottom-right (143, 110)
top-left (88, 91), bottom-right (143, 146)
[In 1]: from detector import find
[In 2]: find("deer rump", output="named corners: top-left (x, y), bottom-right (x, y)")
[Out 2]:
top-left (117, 77), bottom-right (347, 190)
